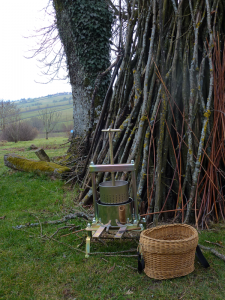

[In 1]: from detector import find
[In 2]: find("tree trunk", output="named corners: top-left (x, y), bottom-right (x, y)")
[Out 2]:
top-left (53, 0), bottom-right (112, 139)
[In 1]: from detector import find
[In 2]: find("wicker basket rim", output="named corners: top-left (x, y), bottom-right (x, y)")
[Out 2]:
top-left (141, 224), bottom-right (198, 243)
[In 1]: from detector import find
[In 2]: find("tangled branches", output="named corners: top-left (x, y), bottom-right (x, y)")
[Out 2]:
top-left (69, 0), bottom-right (225, 227)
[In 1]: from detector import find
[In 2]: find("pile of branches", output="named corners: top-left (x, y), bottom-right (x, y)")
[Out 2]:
top-left (73, 0), bottom-right (225, 227)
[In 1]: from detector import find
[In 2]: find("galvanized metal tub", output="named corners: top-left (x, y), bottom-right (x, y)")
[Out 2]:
top-left (97, 198), bottom-right (133, 226)
top-left (99, 180), bottom-right (128, 204)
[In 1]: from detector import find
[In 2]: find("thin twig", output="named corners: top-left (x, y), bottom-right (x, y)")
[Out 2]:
top-left (50, 225), bottom-right (79, 238)
top-left (61, 229), bottom-right (85, 237)
top-left (99, 238), bottom-right (108, 247)
top-left (205, 240), bottom-right (224, 248)
top-left (105, 254), bottom-right (137, 257)
top-left (13, 213), bottom-right (91, 230)
top-left (90, 249), bottom-right (137, 255)
top-left (46, 236), bottom-right (85, 253)
top-left (77, 240), bottom-right (85, 248)
top-left (101, 258), bottom-right (109, 263)
top-left (40, 186), bottom-right (59, 193)
top-left (30, 213), bottom-right (43, 236)
top-left (199, 244), bottom-right (225, 262)
top-left (59, 141), bottom-right (70, 146)
top-left (116, 264), bottom-right (137, 271)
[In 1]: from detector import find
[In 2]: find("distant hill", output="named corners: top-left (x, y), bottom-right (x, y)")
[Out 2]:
top-left (16, 92), bottom-right (72, 103)
top-left (14, 93), bottom-right (73, 134)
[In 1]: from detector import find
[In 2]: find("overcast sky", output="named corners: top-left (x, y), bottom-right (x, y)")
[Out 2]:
top-left (0, 0), bottom-right (71, 101)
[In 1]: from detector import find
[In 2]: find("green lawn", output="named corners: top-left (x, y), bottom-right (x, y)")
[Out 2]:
top-left (1, 138), bottom-right (225, 299)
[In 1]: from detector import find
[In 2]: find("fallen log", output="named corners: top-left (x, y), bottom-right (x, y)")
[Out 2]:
top-left (4, 153), bottom-right (71, 178)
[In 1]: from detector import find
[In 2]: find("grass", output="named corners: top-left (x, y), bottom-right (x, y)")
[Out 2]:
top-left (1, 138), bottom-right (225, 299)
top-left (37, 132), bottom-right (70, 139)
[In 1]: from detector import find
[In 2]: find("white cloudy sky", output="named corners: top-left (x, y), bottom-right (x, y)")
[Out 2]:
top-left (0, 0), bottom-right (71, 101)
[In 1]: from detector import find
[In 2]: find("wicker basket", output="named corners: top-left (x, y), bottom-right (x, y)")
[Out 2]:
top-left (140, 224), bottom-right (198, 280)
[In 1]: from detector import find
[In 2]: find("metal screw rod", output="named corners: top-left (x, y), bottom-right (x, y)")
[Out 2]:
top-left (102, 128), bottom-right (121, 186)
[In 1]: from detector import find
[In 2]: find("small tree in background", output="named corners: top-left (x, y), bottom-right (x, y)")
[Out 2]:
top-left (38, 108), bottom-right (61, 139)
top-left (29, 117), bottom-right (44, 131)
top-left (0, 100), bottom-right (20, 132)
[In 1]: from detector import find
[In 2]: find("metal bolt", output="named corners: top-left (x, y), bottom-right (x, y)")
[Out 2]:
top-left (131, 160), bottom-right (134, 164)
top-left (127, 218), bottom-right (130, 224)
top-left (87, 223), bottom-right (91, 228)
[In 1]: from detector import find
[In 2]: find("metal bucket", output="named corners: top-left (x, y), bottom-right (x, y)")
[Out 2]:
top-left (99, 180), bottom-right (128, 204)
top-left (97, 198), bottom-right (133, 226)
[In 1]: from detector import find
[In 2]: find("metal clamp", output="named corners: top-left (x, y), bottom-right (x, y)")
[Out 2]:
top-left (92, 220), bottom-right (111, 238)
top-left (114, 220), bottom-right (127, 238)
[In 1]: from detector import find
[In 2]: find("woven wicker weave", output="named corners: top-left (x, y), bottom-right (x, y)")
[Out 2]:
top-left (140, 224), bottom-right (198, 279)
